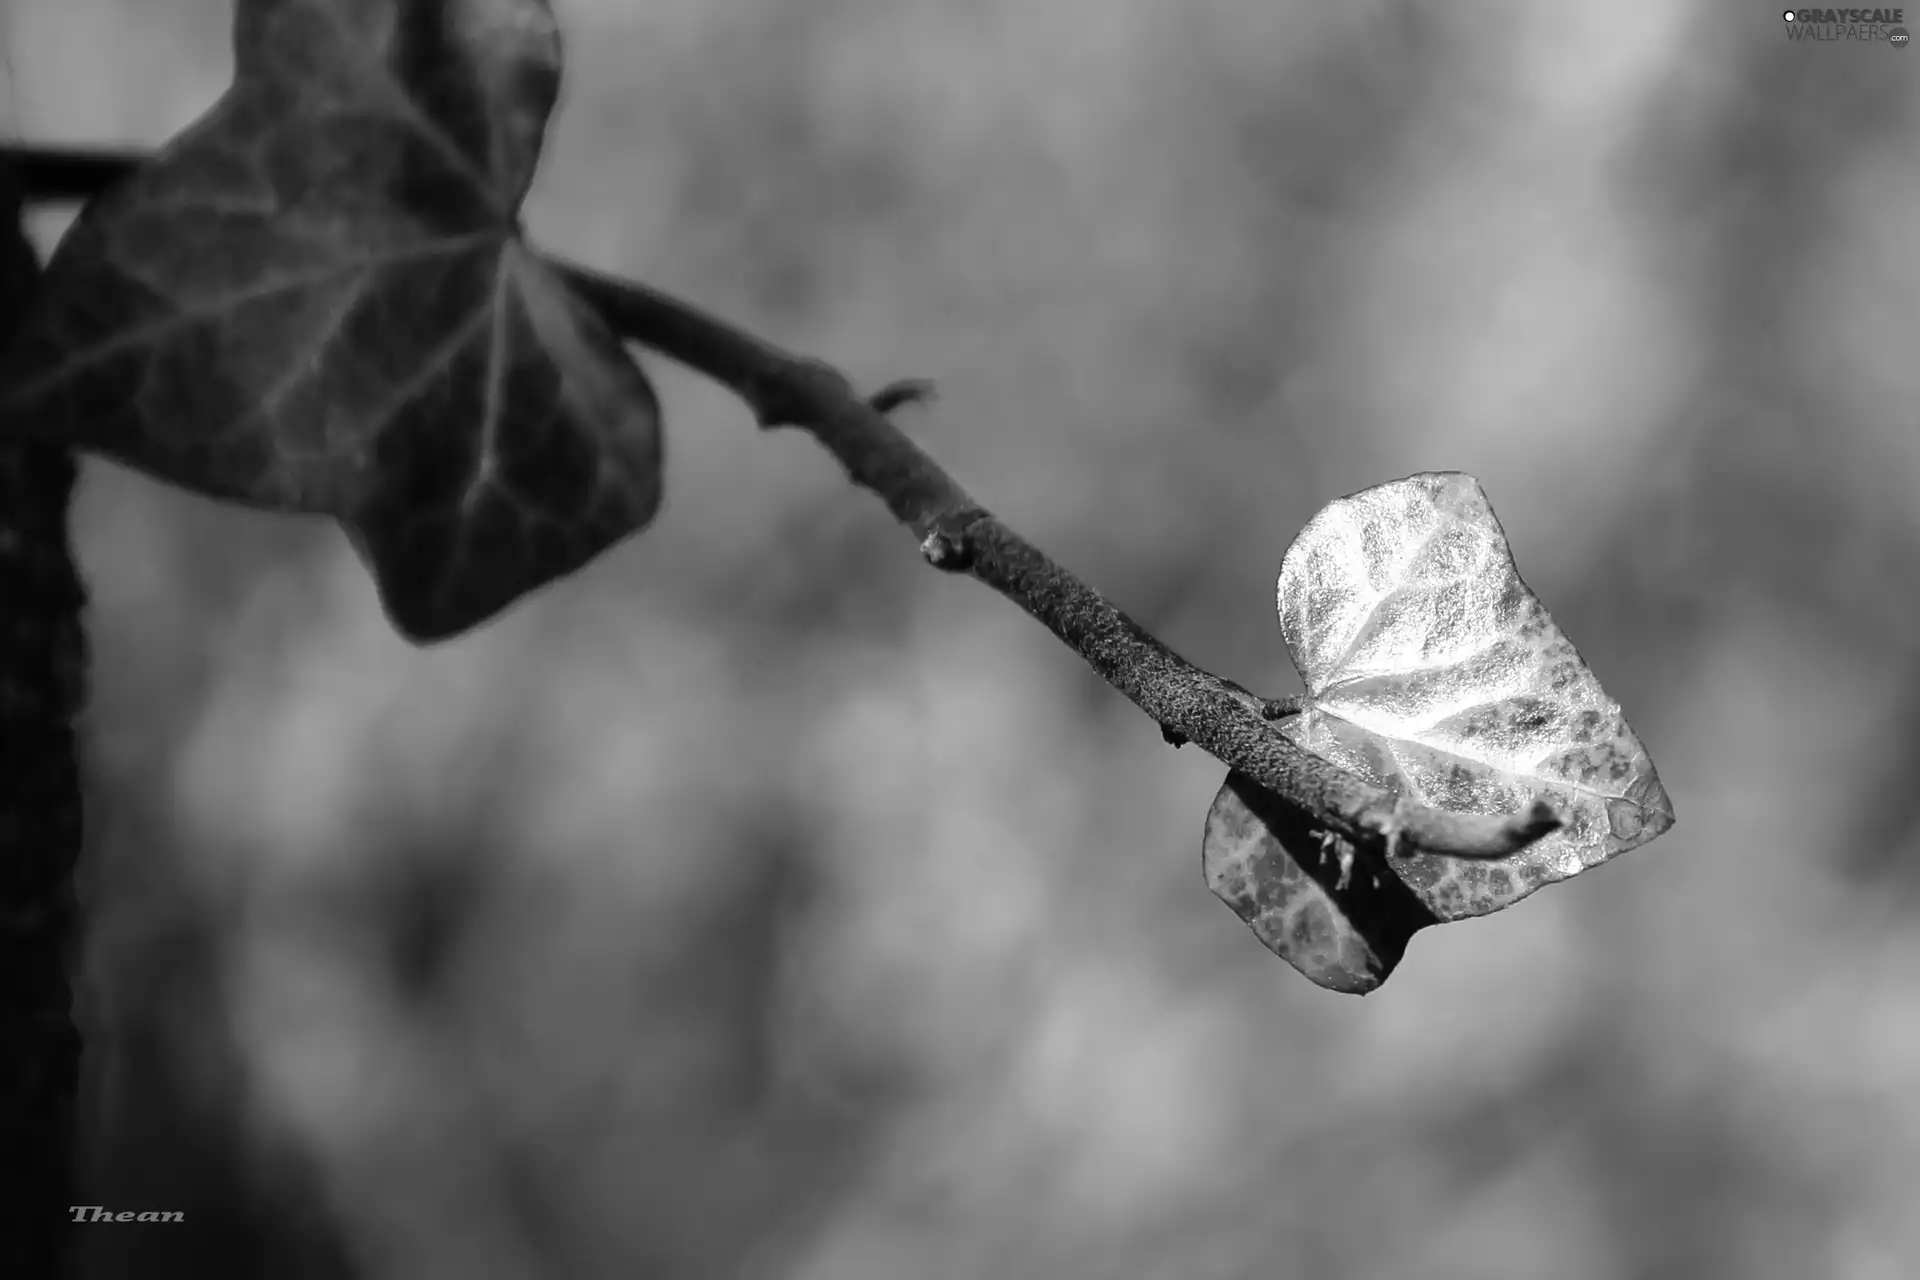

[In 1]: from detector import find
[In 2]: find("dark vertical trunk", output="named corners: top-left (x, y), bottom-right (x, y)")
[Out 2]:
top-left (0, 164), bottom-right (90, 1277)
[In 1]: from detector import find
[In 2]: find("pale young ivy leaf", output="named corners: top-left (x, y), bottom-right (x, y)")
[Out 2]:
top-left (0, 0), bottom-right (661, 643)
top-left (1203, 472), bottom-right (1674, 994)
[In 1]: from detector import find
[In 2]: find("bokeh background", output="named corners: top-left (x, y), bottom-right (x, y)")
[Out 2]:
top-left (6, 1), bottom-right (1920, 1276)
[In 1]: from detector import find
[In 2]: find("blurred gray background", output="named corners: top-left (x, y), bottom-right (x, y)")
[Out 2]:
top-left (6, 1), bottom-right (1920, 1277)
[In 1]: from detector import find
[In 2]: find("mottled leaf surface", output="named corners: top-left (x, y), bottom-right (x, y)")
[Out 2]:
top-left (1204, 472), bottom-right (1673, 993)
top-left (1205, 772), bottom-right (1438, 995)
top-left (0, 0), bottom-right (662, 642)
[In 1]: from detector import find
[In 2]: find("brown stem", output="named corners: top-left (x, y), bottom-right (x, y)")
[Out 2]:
top-left (555, 260), bottom-right (1557, 861)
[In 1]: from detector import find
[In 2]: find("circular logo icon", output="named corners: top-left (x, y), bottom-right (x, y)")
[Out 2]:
top-left (1783, 9), bottom-right (1796, 19)
top-left (1891, 25), bottom-right (1910, 47)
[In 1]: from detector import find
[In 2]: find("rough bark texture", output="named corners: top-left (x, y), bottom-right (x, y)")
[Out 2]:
top-left (0, 164), bottom-right (89, 1277)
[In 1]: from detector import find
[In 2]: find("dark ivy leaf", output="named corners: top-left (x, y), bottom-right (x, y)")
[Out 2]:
top-left (0, 0), bottom-right (662, 642)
